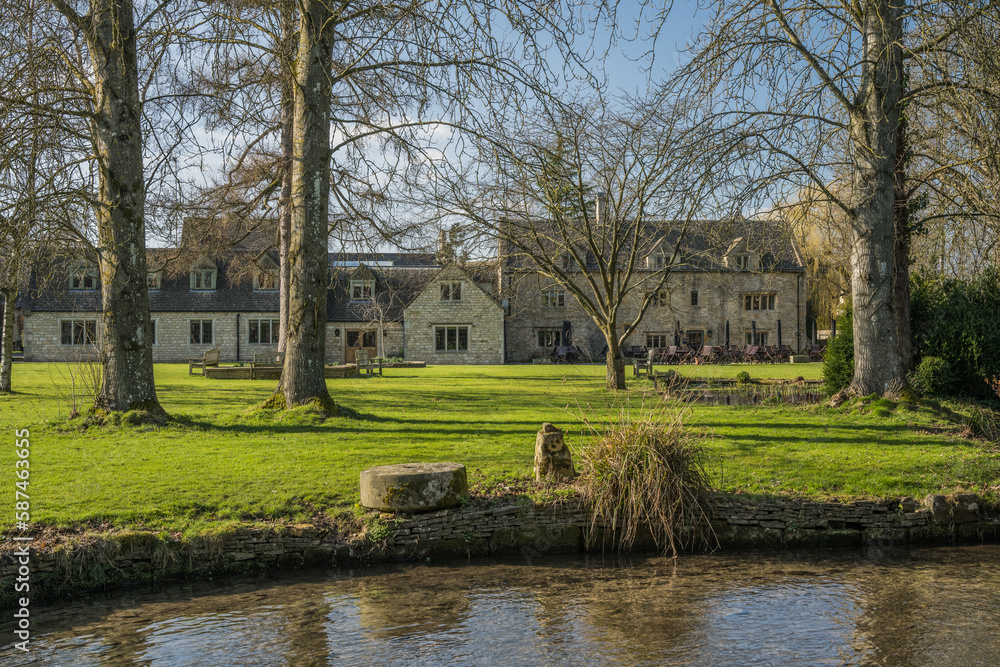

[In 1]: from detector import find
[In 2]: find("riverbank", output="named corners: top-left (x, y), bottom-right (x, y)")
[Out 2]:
top-left (4, 490), bottom-right (998, 605)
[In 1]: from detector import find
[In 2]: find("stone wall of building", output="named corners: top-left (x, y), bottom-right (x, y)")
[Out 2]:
top-left (23, 311), bottom-right (406, 365)
top-left (504, 268), bottom-right (807, 362)
top-left (403, 265), bottom-right (504, 364)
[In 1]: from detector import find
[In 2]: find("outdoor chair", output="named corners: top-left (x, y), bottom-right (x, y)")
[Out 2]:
top-left (188, 348), bottom-right (220, 375)
top-left (808, 344), bottom-right (826, 362)
top-left (658, 345), bottom-right (680, 364)
top-left (774, 345), bottom-right (792, 363)
top-left (250, 351), bottom-right (283, 379)
top-left (354, 349), bottom-right (382, 376)
top-left (697, 345), bottom-right (716, 364)
top-left (633, 349), bottom-right (655, 377)
top-left (743, 345), bottom-right (762, 364)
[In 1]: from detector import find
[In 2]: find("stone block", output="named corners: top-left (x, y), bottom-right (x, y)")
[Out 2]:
top-left (360, 462), bottom-right (469, 513)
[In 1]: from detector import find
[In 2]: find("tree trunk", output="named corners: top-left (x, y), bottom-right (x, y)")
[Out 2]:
top-left (278, 0), bottom-right (335, 410)
top-left (0, 289), bottom-right (14, 393)
top-left (277, 0), bottom-right (294, 354)
top-left (604, 330), bottom-right (626, 390)
top-left (848, 0), bottom-right (905, 396)
top-left (893, 101), bottom-right (913, 372)
top-left (84, 0), bottom-right (164, 416)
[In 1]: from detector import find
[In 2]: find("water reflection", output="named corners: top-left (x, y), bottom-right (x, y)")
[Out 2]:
top-left (4, 545), bottom-right (1000, 666)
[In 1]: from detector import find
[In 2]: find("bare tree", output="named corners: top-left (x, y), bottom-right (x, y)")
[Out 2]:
top-left (668, 0), bottom-right (998, 396)
top-left (430, 96), bottom-right (721, 390)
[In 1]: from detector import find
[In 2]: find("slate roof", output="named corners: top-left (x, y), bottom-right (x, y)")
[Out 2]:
top-left (23, 251), bottom-right (440, 321)
top-left (501, 218), bottom-right (804, 273)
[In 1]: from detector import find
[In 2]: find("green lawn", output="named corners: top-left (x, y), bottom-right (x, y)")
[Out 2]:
top-left (1, 362), bottom-right (997, 534)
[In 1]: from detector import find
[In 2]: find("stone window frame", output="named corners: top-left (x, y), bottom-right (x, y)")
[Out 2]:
top-left (350, 279), bottom-right (374, 301)
top-left (745, 330), bottom-right (770, 346)
top-left (190, 268), bottom-right (217, 291)
top-left (542, 288), bottom-right (565, 307)
top-left (59, 318), bottom-right (98, 345)
top-left (248, 318), bottom-right (281, 345)
top-left (646, 333), bottom-right (670, 348)
top-left (743, 292), bottom-right (776, 311)
top-left (440, 281), bottom-right (462, 301)
top-left (537, 329), bottom-right (562, 347)
top-left (147, 271), bottom-right (162, 291)
top-left (648, 290), bottom-right (669, 308)
top-left (649, 253), bottom-right (667, 271)
top-left (150, 318), bottom-right (158, 346)
top-left (434, 325), bottom-right (469, 351)
top-left (734, 254), bottom-right (751, 270)
top-left (69, 263), bottom-right (98, 291)
top-left (254, 269), bottom-right (279, 292)
top-left (189, 318), bottom-right (215, 345)
top-left (690, 290), bottom-right (699, 307)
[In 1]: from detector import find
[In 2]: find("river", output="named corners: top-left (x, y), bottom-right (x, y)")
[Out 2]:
top-left (4, 544), bottom-right (1000, 666)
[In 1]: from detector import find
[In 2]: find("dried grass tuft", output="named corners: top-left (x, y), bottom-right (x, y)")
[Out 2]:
top-left (579, 408), bottom-right (717, 556)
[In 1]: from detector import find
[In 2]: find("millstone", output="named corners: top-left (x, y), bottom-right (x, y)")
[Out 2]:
top-left (359, 462), bottom-right (469, 513)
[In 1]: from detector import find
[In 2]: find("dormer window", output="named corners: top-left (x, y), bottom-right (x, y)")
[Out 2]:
top-left (147, 272), bottom-right (161, 290)
top-left (70, 264), bottom-right (98, 290)
top-left (440, 281), bottom-right (462, 301)
top-left (351, 279), bottom-right (374, 301)
top-left (254, 253), bottom-right (279, 291)
top-left (190, 268), bottom-right (216, 290)
top-left (189, 256), bottom-right (218, 291)
top-left (652, 254), bottom-right (666, 270)
top-left (735, 255), bottom-right (750, 270)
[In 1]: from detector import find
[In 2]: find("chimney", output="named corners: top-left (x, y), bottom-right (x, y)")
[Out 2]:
top-left (595, 192), bottom-right (607, 225)
top-left (438, 229), bottom-right (447, 252)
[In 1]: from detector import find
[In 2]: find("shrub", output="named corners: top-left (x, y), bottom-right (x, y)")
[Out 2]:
top-left (910, 269), bottom-right (1000, 398)
top-left (579, 410), bottom-right (716, 556)
top-left (735, 370), bottom-right (751, 386)
top-left (823, 304), bottom-right (854, 393)
top-left (909, 356), bottom-right (953, 397)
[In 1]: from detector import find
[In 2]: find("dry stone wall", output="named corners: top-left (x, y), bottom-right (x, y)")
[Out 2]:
top-left (3, 493), bottom-right (996, 604)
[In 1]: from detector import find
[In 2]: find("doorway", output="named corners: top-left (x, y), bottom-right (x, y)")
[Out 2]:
top-left (345, 330), bottom-right (377, 363)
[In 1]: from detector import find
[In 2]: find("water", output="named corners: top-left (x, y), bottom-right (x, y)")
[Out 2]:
top-left (5, 545), bottom-right (1000, 666)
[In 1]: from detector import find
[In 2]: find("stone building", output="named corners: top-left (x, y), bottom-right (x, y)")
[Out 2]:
top-left (499, 219), bottom-right (807, 362)
top-left (16, 216), bottom-right (804, 364)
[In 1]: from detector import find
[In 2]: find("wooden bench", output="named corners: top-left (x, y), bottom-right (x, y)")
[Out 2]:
top-left (633, 349), bottom-right (655, 377)
top-left (354, 349), bottom-right (382, 376)
top-left (189, 348), bottom-right (220, 375)
top-left (250, 351), bottom-right (283, 379)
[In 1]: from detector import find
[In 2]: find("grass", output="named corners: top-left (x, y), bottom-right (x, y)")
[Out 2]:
top-left (0, 361), bottom-right (998, 536)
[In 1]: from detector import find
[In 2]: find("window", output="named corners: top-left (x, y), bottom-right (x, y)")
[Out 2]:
top-left (147, 272), bottom-right (161, 290)
top-left (647, 334), bottom-right (669, 348)
top-left (690, 291), bottom-right (699, 306)
top-left (651, 254), bottom-right (666, 270)
top-left (649, 290), bottom-right (668, 308)
top-left (249, 319), bottom-right (280, 344)
top-left (346, 330), bottom-right (376, 347)
top-left (435, 325), bottom-right (469, 351)
top-left (150, 319), bottom-right (157, 345)
top-left (70, 266), bottom-right (97, 290)
top-left (440, 281), bottom-right (462, 301)
top-left (743, 293), bottom-right (776, 311)
top-left (350, 279), bottom-right (373, 301)
top-left (561, 253), bottom-right (577, 271)
top-left (735, 255), bottom-right (751, 270)
top-left (60, 319), bottom-right (97, 345)
top-left (254, 269), bottom-right (278, 292)
top-left (542, 289), bottom-right (565, 307)
top-left (745, 331), bottom-right (769, 346)
top-left (537, 330), bottom-right (561, 347)
top-left (190, 268), bottom-right (216, 291)
top-left (190, 319), bottom-right (213, 345)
